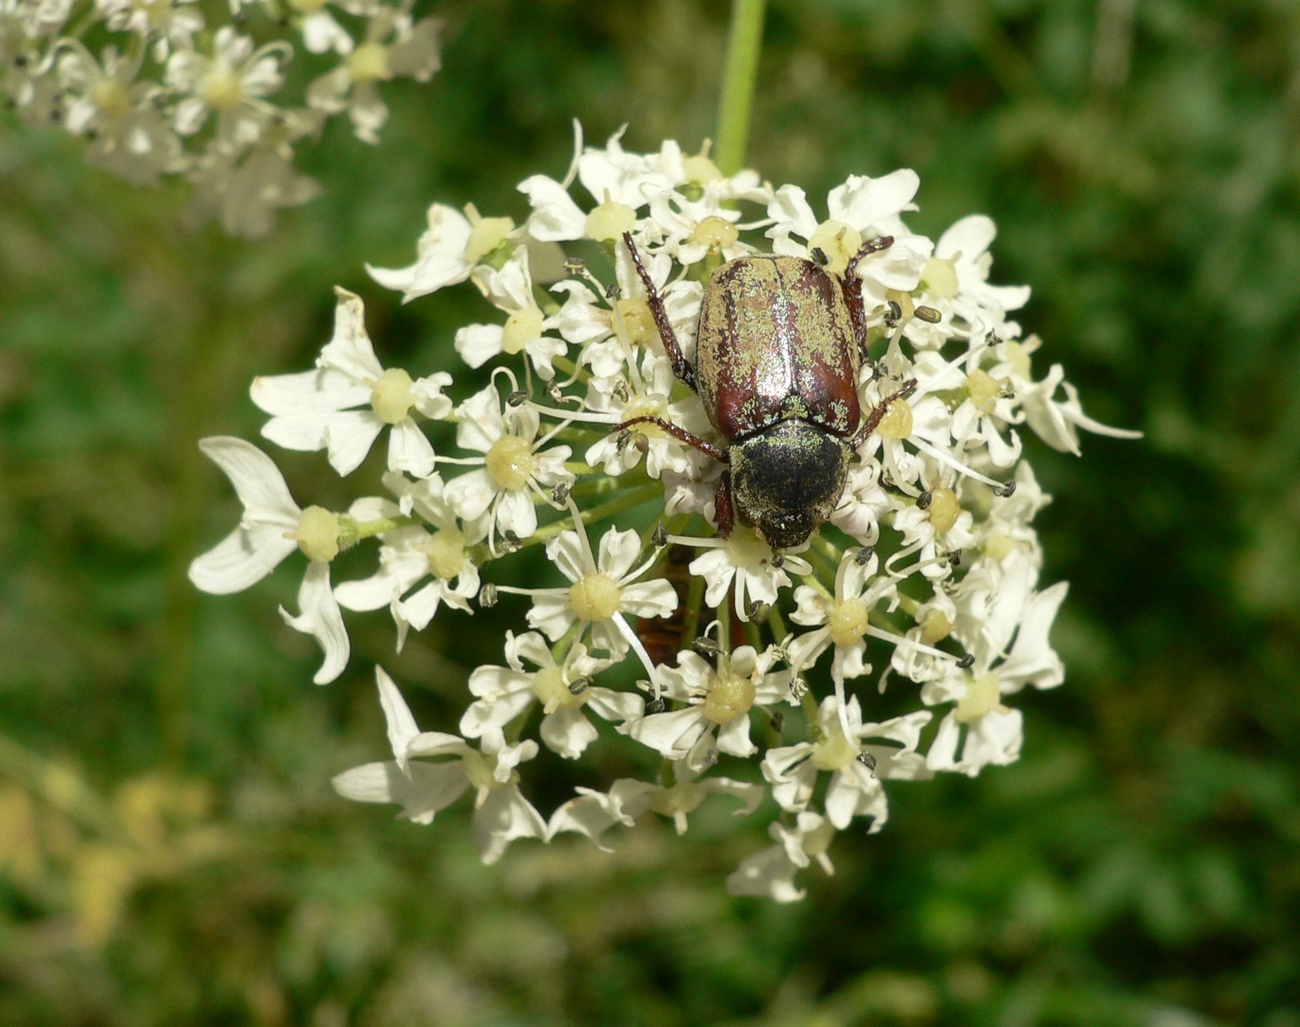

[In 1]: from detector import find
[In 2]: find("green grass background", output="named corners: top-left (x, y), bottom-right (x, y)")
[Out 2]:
top-left (3, 0), bottom-right (1299, 1023)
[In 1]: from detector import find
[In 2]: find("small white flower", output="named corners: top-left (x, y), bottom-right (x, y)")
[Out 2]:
top-left (252, 287), bottom-right (451, 477)
top-left (454, 248), bottom-right (567, 378)
top-left (686, 526), bottom-right (811, 624)
top-left (924, 568), bottom-right (1068, 777)
top-left (909, 215), bottom-right (1031, 348)
top-left (1019, 360), bottom-right (1144, 456)
top-left (624, 645), bottom-right (790, 771)
top-left (788, 548), bottom-right (900, 686)
top-left (185, 111), bottom-right (325, 238)
top-left (515, 520), bottom-right (676, 669)
top-left (763, 697), bottom-right (930, 830)
top-left (333, 477), bottom-right (482, 650)
top-left (55, 41), bottom-right (181, 185)
top-left (726, 812), bottom-right (836, 903)
top-left (306, 7), bottom-right (441, 144)
top-left (581, 351), bottom-right (705, 479)
top-left (166, 27), bottom-right (290, 146)
top-left (548, 760), bottom-right (763, 844)
top-left (333, 668), bottom-right (546, 864)
top-left (442, 386), bottom-right (573, 542)
top-left (765, 171), bottom-right (933, 296)
top-left (188, 437), bottom-right (349, 683)
top-left (459, 631), bottom-right (638, 759)
top-left (367, 202), bottom-right (518, 302)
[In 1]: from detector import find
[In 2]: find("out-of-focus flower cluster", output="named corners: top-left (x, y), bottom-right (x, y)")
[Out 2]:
top-left (190, 129), bottom-right (1140, 899)
top-left (1, 0), bottom-right (441, 235)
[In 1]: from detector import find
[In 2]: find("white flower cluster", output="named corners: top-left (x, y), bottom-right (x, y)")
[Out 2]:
top-left (190, 129), bottom-right (1139, 900)
top-left (1, 0), bottom-right (441, 235)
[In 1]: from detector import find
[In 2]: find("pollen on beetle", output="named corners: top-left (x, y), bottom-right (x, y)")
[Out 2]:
top-left (485, 435), bottom-right (537, 491)
top-left (370, 367), bottom-right (416, 424)
top-left (295, 506), bottom-right (341, 563)
top-left (568, 572), bottom-right (622, 622)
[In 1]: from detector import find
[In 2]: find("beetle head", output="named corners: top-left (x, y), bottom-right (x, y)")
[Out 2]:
top-left (730, 420), bottom-right (849, 550)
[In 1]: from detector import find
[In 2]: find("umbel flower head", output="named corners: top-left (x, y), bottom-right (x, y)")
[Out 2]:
top-left (2, 0), bottom-right (442, 235)
top-left (191, 126), bottom-right (1141, 900)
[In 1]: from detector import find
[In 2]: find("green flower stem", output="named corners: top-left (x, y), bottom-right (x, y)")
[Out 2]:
top-left (767, 603), bottom-right (788, 644)
top-left (345, 515), bottom-right (418, 543)
top-left (714, 0), bottom-right (768, 176)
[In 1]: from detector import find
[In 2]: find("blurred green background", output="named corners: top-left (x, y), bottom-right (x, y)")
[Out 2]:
top-left (4, 0), bottom-right (1300, 1023)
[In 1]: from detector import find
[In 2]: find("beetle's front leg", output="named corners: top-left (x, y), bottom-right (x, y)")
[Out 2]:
top-left (841, 235), bottom-right (894, 358)
top-left (621, 232), bottom-right (698, 392)
top-left (853, 378), bottom-right (919, 449)
top-left (713, 469), bottom-right (735, 537)
top-left (610, 415), bottom-right (728, 463)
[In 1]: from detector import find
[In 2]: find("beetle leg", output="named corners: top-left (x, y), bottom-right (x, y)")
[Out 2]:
top-left (842, 235), bottom-right (894, 358)
top-left (621, 232), bottom-right (698, 392)
top-left (714, 468), bottom-right (735, 536)
top-left (853, 378), bottom-right (919, 449)
top-left (610, 415), bottom-right (729, 463)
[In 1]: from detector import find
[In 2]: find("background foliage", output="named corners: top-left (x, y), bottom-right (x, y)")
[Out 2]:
top-left (3, 0), bottom-right (1300, 1023)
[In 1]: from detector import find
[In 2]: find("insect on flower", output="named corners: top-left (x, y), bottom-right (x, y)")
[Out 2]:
top-left (614, 233), bottom-right (917, 550)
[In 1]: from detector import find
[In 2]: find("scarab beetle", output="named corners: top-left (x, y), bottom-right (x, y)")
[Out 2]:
top-left (614, 232), bottom-right (916, 550)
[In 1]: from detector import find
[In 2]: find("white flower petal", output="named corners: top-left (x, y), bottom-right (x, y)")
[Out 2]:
top-left (279, 560), bottom-right (350, 684)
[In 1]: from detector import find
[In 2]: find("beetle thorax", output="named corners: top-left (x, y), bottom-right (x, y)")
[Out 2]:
top-left (729, 420), bottom-right (849, 549)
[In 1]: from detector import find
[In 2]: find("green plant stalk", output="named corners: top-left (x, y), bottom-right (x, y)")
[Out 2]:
top-left (714, 0), bottom-right (768, 176)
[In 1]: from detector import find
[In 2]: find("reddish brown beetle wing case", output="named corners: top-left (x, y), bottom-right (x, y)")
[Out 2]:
top-left (696, 256), bottom-right (862, 442)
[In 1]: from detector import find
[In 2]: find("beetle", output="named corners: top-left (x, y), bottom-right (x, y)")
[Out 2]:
top-left (613, 232), bottom-right (917, 550)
